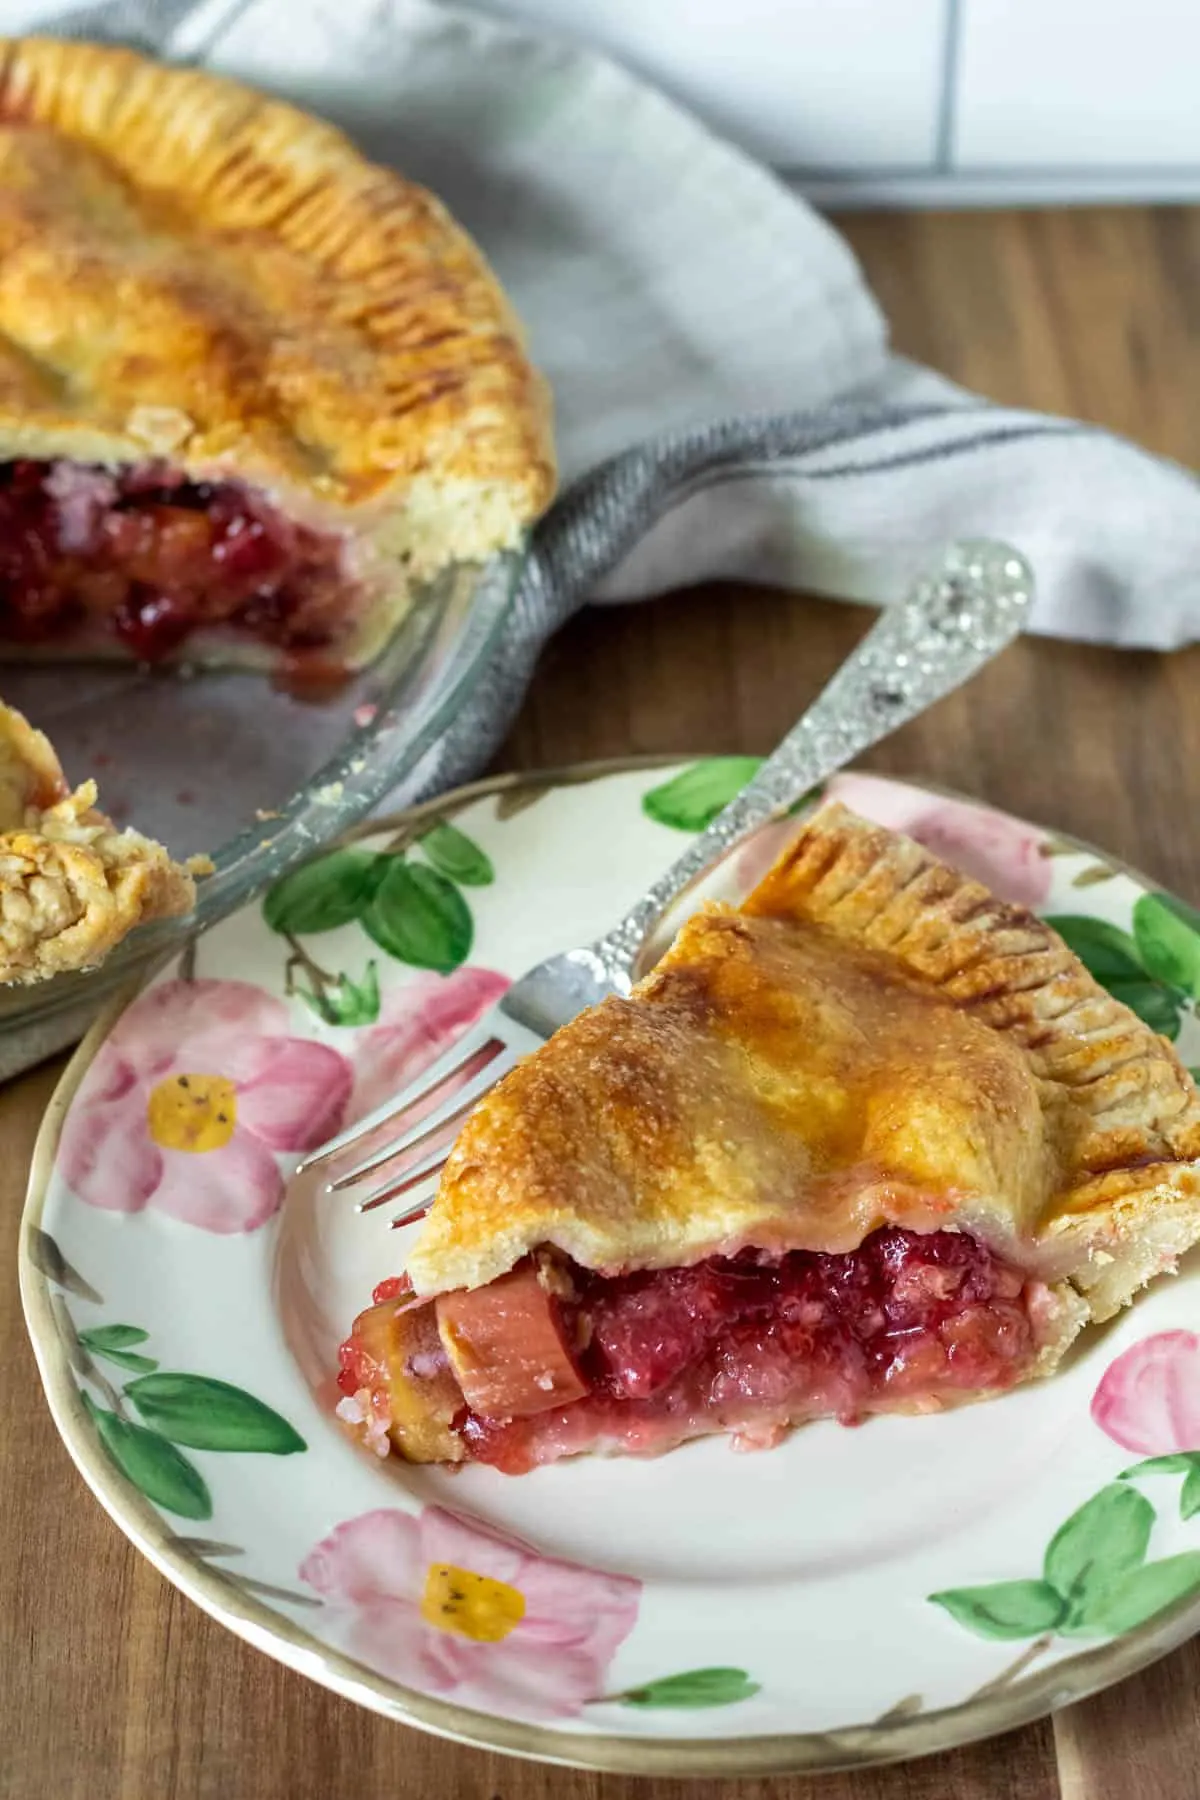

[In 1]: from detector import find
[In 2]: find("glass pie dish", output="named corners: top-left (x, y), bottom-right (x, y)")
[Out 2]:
top-left (0, 550), bottom-right (522, 1080)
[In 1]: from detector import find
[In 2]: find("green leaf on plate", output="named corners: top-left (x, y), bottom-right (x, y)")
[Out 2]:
top-left (78, 1324), bottom-right (149, 1351)
top-left (418, 821), bottom-right (494, 886)
top-left (51, 1295), bottom-right (93, 1378)
top-left (225, 1573), bottom-right (325, 1609)
top-left (1182, 1466), bottom-right (1200, 1522)
top-left (169, 1537), bottom-right (243, 1560)
top-left (297, 961), bottom-right (381, 1028)
top-left (927, 1580), bottom-right (1066, 1639)
top-left (1042, 916), bottom-right (1145, 982)
top-left (642, 758), bottom-right (764, 832)
top-left (263, 850), bottom-right (384, 936)
top-left (1069, 1552), bottom-right (1200, 1637)
top-left (1044, 1484), bottom-right (1154, 1617)
top-left (88, 1347), bottom-right (158, 1374)
top-left (1105, 978), bottom-right (1184, 1040)
top-left (782, 785), bottom-right (824, 818)
top-left (82, 1392), bottom-right (212, 1520)
top-left (616, 1668), bottom-right (761, 1708)
top-left (493, 783), bottom-right (551, 822)
top-left (124, 1374), bottom-right (306, 1455)
top-left (27, 1228), bottom-right (103, 1303)
top-left (874, 1693), bottom-right (925, 1725)
top-left (1043, 915), bottom-right (1185, 1034)
top-left (1071, 864), bottom-right (1117, 889)
top-left (1119, 1454), bottom-right (1200, 1480)
top-left (1133, 893), bottom-right (1200, 998)
top-left (362, 859), bottom-right (473, 973)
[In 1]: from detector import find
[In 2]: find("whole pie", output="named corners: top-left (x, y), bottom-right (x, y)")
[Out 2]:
top-left (0, 38), bottom-right (553, 673)
top-left (0, 702), bottom-right (200, 982)
top-left (336, 803), bottom-right (1200, 1473)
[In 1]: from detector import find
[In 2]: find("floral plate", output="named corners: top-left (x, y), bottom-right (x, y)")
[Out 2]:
top-left (21, 761), bottom-right (1200, 1776)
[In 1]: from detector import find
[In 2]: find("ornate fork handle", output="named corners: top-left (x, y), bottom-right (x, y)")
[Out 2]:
top-left (590, 539), bottom-right (1033, 987)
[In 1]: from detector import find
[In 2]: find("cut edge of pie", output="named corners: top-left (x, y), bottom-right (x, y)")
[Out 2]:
top-left (0, 38), bottom-right (554, 672)
top-left (0, 701), bottom-right (203, 982)
top-left (335, 801), bottom-right (1200, 1473)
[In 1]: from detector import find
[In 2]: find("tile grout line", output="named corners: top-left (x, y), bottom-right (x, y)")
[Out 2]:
top-left (783, 161), bottom-right (1200, 180)
top-left (935, 0), bottom-right (963, 171)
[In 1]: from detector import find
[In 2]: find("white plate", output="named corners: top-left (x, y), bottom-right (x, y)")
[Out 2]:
top-left (22, 762), bottom-right (1200, 1775)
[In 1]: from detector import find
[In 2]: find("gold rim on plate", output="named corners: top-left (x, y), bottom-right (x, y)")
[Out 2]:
top-left (19, 760), bottom-right (1200, 1775)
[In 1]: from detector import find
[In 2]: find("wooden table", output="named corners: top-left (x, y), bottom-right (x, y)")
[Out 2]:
top-left (6, 207), bottom-right (1200, 1799)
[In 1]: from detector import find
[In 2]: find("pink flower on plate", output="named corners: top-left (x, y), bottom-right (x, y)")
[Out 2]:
top-left (826, 773), bottom-right (1053, 908)
top-left (60, 978), bottom-right (352, 1233)
top-left (300, 1506), bottom-right (640, 1718)
top-left (347, 965), bottom-right (509, 1121)
top-left (1092, 1332), bottom-right (1200, 1455)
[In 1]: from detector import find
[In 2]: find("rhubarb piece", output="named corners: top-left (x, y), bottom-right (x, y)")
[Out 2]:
top-left (338, 1296), bottom-right (464, 1465)
top-left (435, 1265), bottom-right (589, 1419)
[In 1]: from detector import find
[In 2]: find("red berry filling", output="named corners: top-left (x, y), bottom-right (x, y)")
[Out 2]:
top-left (453, 1227), bottom-right (1038, 1473)
top-left (371, 1274), bottom-right (413, 1307)
top-left (336, 1333), bottom-right (381, 1400)
top-left (0, 458), bottom-right (359, 662)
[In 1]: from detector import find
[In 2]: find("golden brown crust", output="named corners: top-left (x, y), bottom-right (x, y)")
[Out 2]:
top-left (0, 38), bottom-right (555, 663)
top-left (0, 701), bottom-right (198, 982)
top-left (744, 804), bottom-right (1200, 1173)
top-left (410, 802), bottom-right (1200, 1339)
top-left (0, 700), bottom-right (66, 824)
top-left (414, 908), bottom-right (1057, 1292)
top-left (745, 803), bottom-right (1200, 1316)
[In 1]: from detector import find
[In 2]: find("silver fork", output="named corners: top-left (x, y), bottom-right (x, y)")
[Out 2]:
top-left (299, 539), bottom-right (1032, 1224)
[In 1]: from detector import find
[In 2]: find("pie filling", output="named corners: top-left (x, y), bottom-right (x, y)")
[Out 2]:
top-left (0, 459), bottom-right (363, 664)
top-left (338, 1226), bottom-right (1042, 1475)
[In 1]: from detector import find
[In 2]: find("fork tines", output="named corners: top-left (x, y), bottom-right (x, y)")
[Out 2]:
top-left (297, 1025), bottom-right (517, 1225)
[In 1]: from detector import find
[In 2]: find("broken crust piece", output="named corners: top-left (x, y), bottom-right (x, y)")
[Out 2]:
top-left (336, 802), bottom-right (1200, 1474)
top-left (0, 703), bottom-right (201, 983)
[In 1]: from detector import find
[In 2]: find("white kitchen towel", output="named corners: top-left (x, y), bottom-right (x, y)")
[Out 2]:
top-left (9, 0), bottom-right (1200, 774)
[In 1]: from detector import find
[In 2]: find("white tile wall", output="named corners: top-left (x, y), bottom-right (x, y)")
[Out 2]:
top-left (0, 0), bottom-right (80, 20)
top-left (955, 0), bottom-right (1200, 168)
top-left (482, 0), bottom-right (1200, 204)
top-left (15, 0), bottom-right (1200, 203)
top-left (471, 0), bottom-right (948, 169)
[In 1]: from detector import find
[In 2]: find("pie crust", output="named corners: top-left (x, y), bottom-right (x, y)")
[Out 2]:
top-left (342, 802), bottom-right (1200, 1468)
top-left (0, 702), bottom-right (199, 982)
top-left (0, 38), bottom-right (554, 669)
top-left (412, 802), bottom-right (1200, 1329)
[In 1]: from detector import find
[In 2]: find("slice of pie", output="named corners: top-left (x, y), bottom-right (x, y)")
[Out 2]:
top-left (0, 39), bottom-right (553, 674)
top-left (336, 802), bottom-right (1200, 1474)
top-left (0, 701), bottom-right (200, 982)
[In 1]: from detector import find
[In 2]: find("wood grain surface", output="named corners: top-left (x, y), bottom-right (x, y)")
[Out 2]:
top-left (6, 206), bottom-right (1200, 1799)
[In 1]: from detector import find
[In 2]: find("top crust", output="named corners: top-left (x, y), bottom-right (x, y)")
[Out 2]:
top-left (410, 802), bottom-right (1200, 1328)
top-left (0, 39), bottom-right (554, 541)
